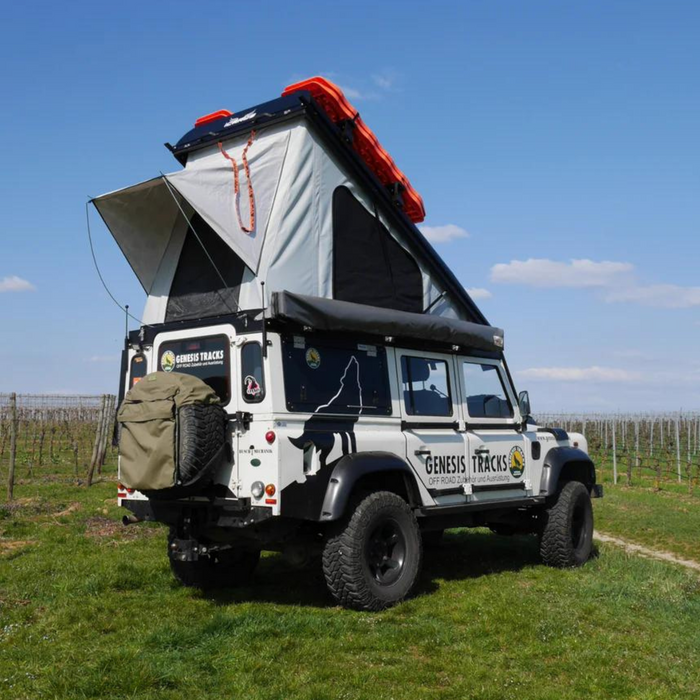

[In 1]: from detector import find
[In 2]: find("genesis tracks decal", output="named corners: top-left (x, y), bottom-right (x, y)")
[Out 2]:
top-left (305, 347), bottom-right (321, 370)
top-left (509, 445), bottom-right (525, 478)
top-left (161, 350), bottom-right (176, 372)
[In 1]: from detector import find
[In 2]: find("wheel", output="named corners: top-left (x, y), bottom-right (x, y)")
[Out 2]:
top-left (421, 529), bottom-right (444, 547)
top-left (322, 491), bottom-right (422, 611)
top-left (177, 403), bottom-right (225, 485)
top-left (539, 481), bottom-right (593, 568)
top-left (168, 531), bottom-right (260, 590)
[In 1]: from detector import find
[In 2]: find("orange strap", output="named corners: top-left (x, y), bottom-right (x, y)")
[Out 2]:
top-left (218, 130), bottom-right (256, 234)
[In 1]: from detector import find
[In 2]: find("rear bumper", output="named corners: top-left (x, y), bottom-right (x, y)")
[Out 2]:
top-left (121, 498), bottom-right (274, 528)
top-left (591, 484), bottom-right (604, 499)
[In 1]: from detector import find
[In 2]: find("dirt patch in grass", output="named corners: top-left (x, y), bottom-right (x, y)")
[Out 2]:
top-left (0, 539), bottom-right (35, 555)
top-left (84, 516), bottom-right (160, 543)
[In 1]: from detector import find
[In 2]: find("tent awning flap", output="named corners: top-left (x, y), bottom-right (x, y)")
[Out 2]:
top-left (270, 292), bottom-right (504, 352)
top-left (92, 177), bottom-right (186, 292)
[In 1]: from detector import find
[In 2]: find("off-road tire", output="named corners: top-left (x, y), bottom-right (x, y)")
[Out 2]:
top-left (177, 403), bottom-right (225, 484)
top-left (168, 532), bottom-right (260, 590)
top-left (539, 480), bottom-right (593, 568)
top-left (322, 491), bottom-right (422, 611)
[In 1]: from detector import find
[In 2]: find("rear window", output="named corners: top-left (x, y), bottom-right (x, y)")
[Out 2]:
top-left (282, 337), bottom-right (391, 415)
top-left (157, 334), bottom-right (230, 404)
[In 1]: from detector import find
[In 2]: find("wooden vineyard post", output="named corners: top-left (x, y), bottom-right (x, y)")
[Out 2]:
top-left (87, 395), bottom-right (107, 487)
top-left (675, 416), bottom-right (682, 484)
top-left (96, 395), bottom-right (114, 476)
top-left (612, 418), bottom-right (618, 485)
top-left (7, 393), bottom-right (18, 501)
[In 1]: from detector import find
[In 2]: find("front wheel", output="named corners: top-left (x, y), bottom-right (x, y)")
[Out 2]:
top-left (539, 481), bottom-right (593, 568)
top-left (322, 491), bottom-right (422, 611)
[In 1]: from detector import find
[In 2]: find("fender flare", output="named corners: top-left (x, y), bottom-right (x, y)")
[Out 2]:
top-left (539, 446), bottom-right (596, 497)
top-left (320, 451), bottom-right (418, 522)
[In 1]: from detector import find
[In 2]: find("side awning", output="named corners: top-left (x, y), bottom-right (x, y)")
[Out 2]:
top-left (270, 292), bottom-right (504, 352)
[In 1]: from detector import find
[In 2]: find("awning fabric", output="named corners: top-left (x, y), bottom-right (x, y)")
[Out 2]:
top-left (270, 291), bottom-right (504, 352)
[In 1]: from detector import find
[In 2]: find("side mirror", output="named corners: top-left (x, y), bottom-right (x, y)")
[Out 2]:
top-left (518, 390), bottom-right (531, 420)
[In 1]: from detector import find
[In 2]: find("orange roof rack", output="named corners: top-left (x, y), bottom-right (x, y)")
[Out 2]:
top-left (282, 77), bottom-right (426, 224)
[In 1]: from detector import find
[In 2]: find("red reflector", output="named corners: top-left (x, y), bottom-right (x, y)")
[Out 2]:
top-left (265, 430), bottom-right (276, 444)
top-left (265, 499), bottom-right (277, 505)
top-left (195, 109), bottom-right (232, 127)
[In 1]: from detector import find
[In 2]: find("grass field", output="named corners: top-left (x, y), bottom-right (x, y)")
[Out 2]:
top-left (1, 475), bottom-right (699, 700)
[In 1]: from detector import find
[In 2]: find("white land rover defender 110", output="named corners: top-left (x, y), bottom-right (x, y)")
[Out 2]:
top-left (94, 78), bottom-right (601, 611)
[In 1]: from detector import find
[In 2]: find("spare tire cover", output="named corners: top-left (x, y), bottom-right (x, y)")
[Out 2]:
top-left (117, 372), bottom-right (225, 494)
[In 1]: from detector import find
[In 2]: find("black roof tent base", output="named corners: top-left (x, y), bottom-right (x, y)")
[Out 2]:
top-left (168, 92), bottom-right (489, 327)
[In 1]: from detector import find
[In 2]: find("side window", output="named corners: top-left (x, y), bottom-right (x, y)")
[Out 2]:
top-left (462, 362), bottom-right (513, 419)
top-left (282, 337), bottom-right (391, 415)
top-left (401, 356), bottom-right (452, 417)
top-left (241, 342), bottom-right (265, 403)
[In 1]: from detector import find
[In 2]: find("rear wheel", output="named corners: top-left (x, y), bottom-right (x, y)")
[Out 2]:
top-left (168, 531), bottom-right (260, 590)
top-left (322, 491), bottom-right (422, 611)
top-left (539, 481), bottom-right (593, 568)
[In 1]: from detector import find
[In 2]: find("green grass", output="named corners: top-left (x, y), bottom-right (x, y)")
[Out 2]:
top-left (595, 485), bottom-right (700, 562)
top-left (1, 480), bottom-right (699, 700)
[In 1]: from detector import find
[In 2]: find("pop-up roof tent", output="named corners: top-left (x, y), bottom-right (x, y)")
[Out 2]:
top-left (92, 77), bottom-right (490, 328)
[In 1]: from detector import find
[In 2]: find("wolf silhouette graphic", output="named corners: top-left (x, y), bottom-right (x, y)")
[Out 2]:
top-left (288, 356), bottom-right (363, 469)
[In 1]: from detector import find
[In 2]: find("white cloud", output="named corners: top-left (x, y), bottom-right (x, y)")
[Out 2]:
top-left (371, 69), bottom-right (399, 91)
top-left (604, 283), bottom-right (700, 309)
top-left (491, 259), bottom-right (633, 288)
top-left (517, 366), bottom-right (641, 382)
top-left (419, 224), bottom-right (470, 243)
top-left (89, 355), bottom-right (119, 363)
top-left (338, 84), bottom-right (365, 100)
top-left (466, 287), bottom-right (492, 300)
top-left (0, 276), bottom-right (35, 292)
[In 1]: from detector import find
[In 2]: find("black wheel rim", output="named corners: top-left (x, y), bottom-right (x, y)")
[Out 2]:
top-left (571, 499), bottom-right (588, 551)
top-left (365, 518), bottom-right (406, 586)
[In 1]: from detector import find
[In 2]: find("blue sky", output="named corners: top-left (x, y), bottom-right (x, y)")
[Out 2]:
top-left (1, 0), bottom-right (698, 411)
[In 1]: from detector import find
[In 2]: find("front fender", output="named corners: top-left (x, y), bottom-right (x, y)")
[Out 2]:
top-left (320, 452), bottom-right (416, 521)
top-left (539, 446), bottom-right (596, 497)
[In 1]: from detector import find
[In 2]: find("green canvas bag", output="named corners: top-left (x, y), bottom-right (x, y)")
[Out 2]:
top-left (117, 372), bottom-right (221, 491)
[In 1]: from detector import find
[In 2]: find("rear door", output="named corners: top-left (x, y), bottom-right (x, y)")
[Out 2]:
top-left (458, 358), bottom-right (529, 502)
top-left (398, 351), bottom-right (468, 505)
top-left (153, 325), bottom-right (238, 492)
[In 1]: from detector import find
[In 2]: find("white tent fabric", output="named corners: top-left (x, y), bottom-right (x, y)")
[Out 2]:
top-left (165, 125), bottom-right (291, 273)
top-left (92, 116), bottom-right (464, 325)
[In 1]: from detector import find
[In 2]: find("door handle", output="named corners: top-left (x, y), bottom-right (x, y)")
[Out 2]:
top-left (475, 448), bottom-right (490, 455)
top-left (414, 447), bottom-right (432, 456)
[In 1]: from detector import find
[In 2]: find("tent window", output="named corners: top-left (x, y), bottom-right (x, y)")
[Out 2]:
top-left (165, 214), bottom-right (246, 322)
top-left (332, 186), bottom-right (423, 313)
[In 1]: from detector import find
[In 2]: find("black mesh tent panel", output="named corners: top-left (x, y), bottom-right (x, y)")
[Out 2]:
top-left (332, 187), bottom-right (423, 313)
top-left (165, 214), bottom-right (246, 322)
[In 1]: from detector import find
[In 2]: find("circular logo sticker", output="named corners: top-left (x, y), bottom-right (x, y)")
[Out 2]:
top-left (161, 350), bottom-right (176, 373)
top-left (305, 347), bottom-right (321, 370)
top-left (509, 446), bottom-right (525, 478)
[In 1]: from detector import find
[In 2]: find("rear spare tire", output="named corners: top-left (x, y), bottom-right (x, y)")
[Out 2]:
top-left (539, 480), bottom-right (593, 568)
top-left (322, 491), bottom-right (422, 611)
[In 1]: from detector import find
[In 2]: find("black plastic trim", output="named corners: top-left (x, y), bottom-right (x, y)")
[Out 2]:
top-left (473, 482), bottom-right (526, 492)
top-left (539, 446), bottom-right (596, 496)
top-left (401, 420), bottom-right (458, 430)
top-left (320, 452), bottom-right (418, 521)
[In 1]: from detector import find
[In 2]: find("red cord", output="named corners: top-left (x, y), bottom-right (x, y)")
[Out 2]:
top-left (218, 130), bottom-right (256, 234)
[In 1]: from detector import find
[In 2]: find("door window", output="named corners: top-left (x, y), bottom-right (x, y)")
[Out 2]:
top-left (401, 356), bottom-right (453, 416)
top-left (462, 362), bottom-right (513, 419)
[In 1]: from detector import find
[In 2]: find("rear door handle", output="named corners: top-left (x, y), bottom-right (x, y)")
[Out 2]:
top-left (414, 447), bottom-right (432, 456)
